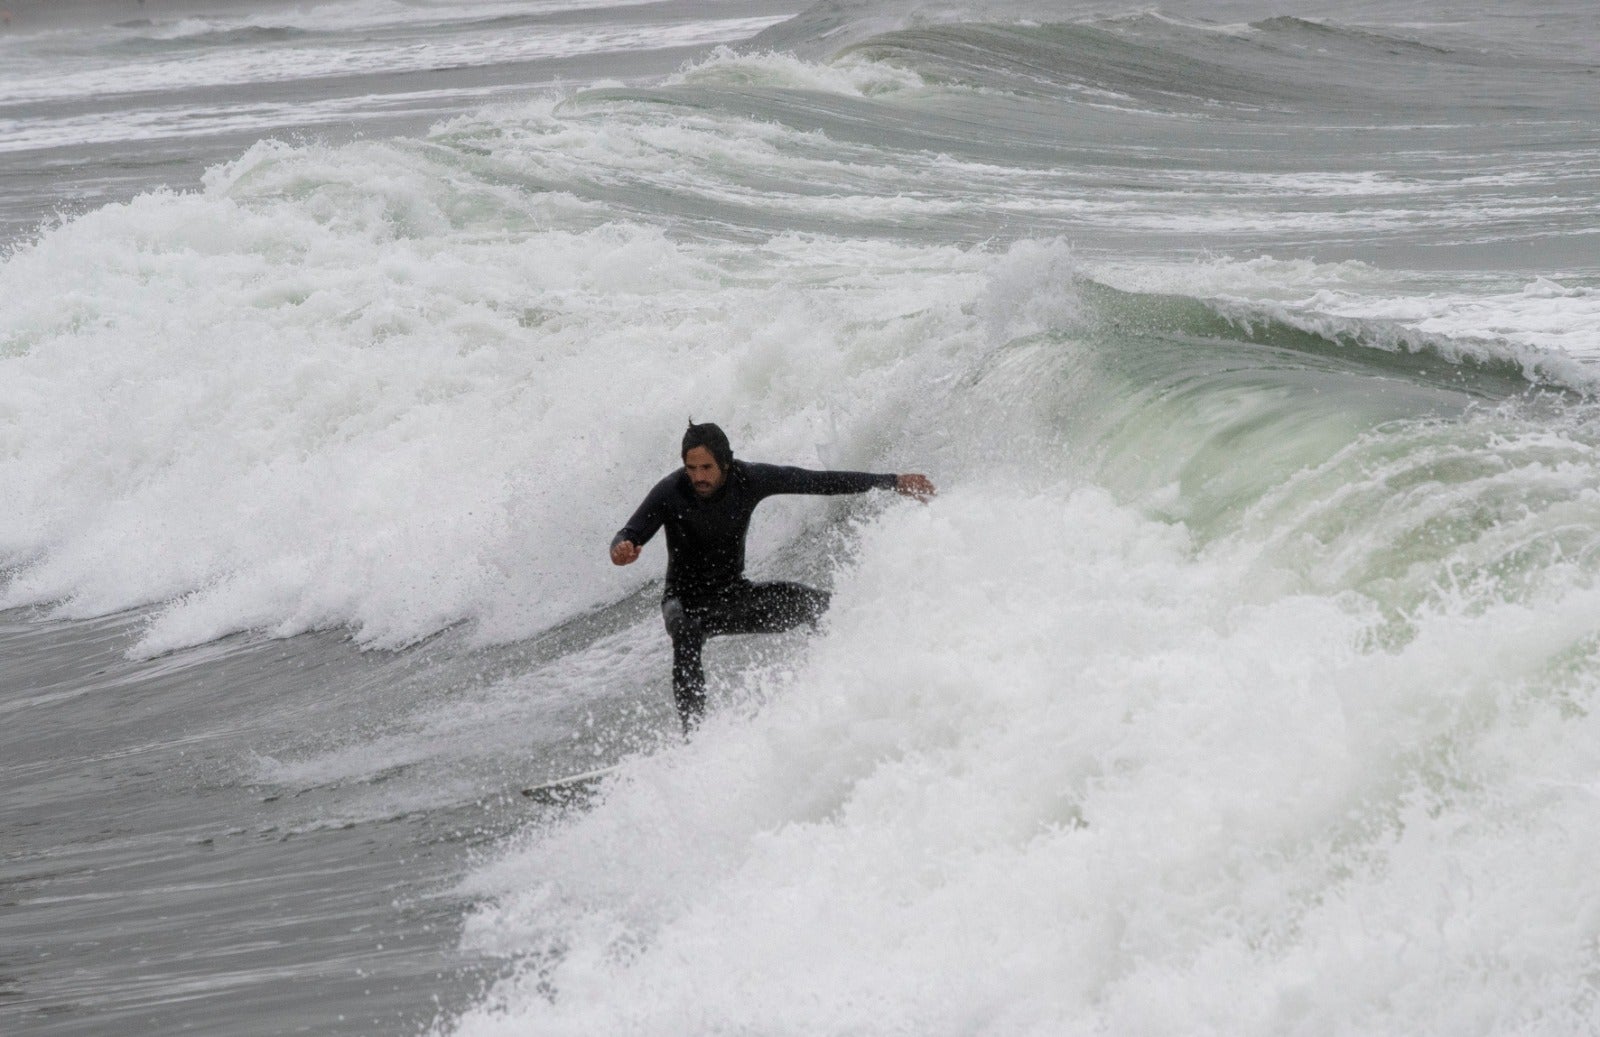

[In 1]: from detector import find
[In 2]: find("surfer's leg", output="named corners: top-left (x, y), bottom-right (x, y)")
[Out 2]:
top-left (662, 597), bottom-right (706, 733)
top-left (662, 585), bottom-right (826, 732)
top-left (722, 581), bottom-right (830, 635)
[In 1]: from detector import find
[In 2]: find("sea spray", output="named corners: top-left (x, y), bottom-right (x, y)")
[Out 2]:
top-left (0, 135), bottom-right (1069, 652)
top-left (449, 478), bottom-right (1600, 1034)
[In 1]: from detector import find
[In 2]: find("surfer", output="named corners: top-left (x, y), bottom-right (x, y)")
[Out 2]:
top-left (611, 421), bottom-right (935, 732)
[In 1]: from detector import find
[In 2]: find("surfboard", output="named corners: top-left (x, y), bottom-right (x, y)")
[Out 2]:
top-left (520, 763), bottom-right (621, 805)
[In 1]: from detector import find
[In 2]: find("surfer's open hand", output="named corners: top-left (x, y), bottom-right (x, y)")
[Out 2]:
top-left (611, 540), bottom-right (641, 566)
top-left (894, 474), bottom-right (936, 502)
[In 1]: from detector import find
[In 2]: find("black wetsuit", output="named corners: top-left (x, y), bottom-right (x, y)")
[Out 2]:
top-left (612, 460), bottom-right (896, 730)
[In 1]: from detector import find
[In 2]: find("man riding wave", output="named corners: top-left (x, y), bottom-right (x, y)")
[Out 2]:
top-left (611, 421), bottom-right (935, 732)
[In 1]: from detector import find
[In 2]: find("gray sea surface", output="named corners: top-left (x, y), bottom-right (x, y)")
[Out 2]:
top-left (5, 1), bottom-right (1600, 1033)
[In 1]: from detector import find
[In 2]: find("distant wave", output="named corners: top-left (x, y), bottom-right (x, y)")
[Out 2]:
top-left (798, 10), bottom-right (1555, 118)
top-left (1082, 281), bottom-right (1600, 398)
top-left (114, 24), bottom-right (314, 51)
top-left (1249, 14), bottom-right (1458, 55)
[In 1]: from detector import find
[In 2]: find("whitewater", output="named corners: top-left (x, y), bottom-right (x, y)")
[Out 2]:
top-left (4, 1), bottom-right (1600, 1034)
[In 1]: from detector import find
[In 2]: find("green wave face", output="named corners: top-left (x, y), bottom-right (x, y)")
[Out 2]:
top-left (945, 278), bottom-right (1600, 643)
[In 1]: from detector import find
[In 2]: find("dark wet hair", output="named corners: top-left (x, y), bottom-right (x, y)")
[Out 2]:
top-left (682, 420), bottom-right (733, 469)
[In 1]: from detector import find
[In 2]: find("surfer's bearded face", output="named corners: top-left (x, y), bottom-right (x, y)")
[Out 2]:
top-left (684, 446), bottom-right (726, 497)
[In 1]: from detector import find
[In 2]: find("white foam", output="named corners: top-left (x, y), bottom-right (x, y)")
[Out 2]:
top-left (1094, 255), bottom-right (1600, 374)
top-left (448, 483), bottom-right (1600, 1034)
top-left (1295, 276), bottom-right (1600, 362)
top-left (0, 88), bottom-right (508, 154)
top-left (0, 129), bottom-right (1041, 655)
top-left (667, 45), bottom-right (928, 98)
top-left (146, 0), bottom-right (665, 38)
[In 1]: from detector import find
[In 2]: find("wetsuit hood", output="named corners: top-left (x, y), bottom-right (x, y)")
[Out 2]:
top-left (682, 421), bottom-right (734, 469)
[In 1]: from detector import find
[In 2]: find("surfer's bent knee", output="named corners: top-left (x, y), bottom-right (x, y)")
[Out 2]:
top-left (662, 597), bottom-right (697, 640)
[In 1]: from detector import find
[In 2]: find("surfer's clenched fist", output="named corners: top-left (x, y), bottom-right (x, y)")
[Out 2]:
top-left (894, 474), bottom-right (936, 502)
top-left (611, 539), bottom-right (641, 566)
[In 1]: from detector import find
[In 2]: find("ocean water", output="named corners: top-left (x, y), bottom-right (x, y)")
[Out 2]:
top-left (4, 0), bottom-right (1600, 1033)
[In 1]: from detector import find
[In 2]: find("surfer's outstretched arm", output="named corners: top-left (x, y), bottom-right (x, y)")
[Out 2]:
top-left (746, 464), bottom-right (936, 502)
